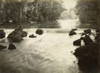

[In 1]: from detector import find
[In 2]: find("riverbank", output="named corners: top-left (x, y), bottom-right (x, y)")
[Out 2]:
top-left (0, 21), bottom-right (60, 28)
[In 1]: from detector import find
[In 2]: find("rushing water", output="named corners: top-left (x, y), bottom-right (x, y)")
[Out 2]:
top-left (0, 29), bottom-right (85, 73)
top-left (58, 19), bottom-right (80, 29)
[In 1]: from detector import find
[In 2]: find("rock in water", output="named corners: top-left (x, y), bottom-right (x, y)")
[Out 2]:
top-left (73, 39), bottom-right (81, 46)
top-left (69, 32), bottom-right (76, 36)
top-left (0, 30), bottom-right (5, 39)
top-left (81, 35), bottom-right (94, 45)
top-left (36, 29), bottom-right (43, 35)
top-left (84, 29), bottom-right (91, 35)
top-left (7, 31), bottom-right (23, 42)
top-left (22, 31), bottom-right (27, 37)
top-left (74, 45), bottom-right (99, 73)
top-left (0, 45), bottom-right (6, 50)
top-left (69, 29), bottom-right (77, 36)
top-left (8, 43), bottom-right (16, 50)
top-left (7, 27), bottom-right (27, 42)
top-left (29, 34), bottom-right (37, 38)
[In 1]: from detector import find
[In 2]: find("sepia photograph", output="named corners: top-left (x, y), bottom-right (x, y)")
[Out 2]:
top-left (0, 0), bottom-right (100, 73)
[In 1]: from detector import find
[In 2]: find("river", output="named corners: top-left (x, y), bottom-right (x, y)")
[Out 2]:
top-left (0, 28), bottom-right (85, 73)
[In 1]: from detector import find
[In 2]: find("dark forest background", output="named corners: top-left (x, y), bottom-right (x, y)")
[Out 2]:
top-left (75, 0), bottom-right (100, 29)
top-left (0, 0), bottom-right (65, 28)
top-left (0, 0), bottom-right (100, 28)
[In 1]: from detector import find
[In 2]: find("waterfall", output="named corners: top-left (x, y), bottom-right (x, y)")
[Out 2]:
top-left (58, 0), bottom-right (80, 29)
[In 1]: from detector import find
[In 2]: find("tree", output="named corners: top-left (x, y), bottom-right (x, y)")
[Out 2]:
top-left (0, 0), bottom-right (65, 28)
top-left (4, 2), bottom-right (21, 23)
top-left (2, 0), bottom-right (28, 24)
top-left (31, 0), bottom-right (65, 23)
top-left (0, 0), bottom-right (5, 24)
top-left (76, 0), bottom-right (99, 28)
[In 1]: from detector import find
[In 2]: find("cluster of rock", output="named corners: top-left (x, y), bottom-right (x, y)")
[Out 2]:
top-left (29, 29), bottom-right (43, 38)
top-left (0, 26), bottom-right (28, 50)
top-left (0, 43), bottom-right (16, 51)
top-left (7, 26), bottom-right (27, 42)
top-left (0, 27), bottom-right (44, 51)
top-left (72, 29), bottom-right (99, 73)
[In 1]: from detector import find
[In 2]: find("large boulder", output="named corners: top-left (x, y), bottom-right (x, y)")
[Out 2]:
top-left (7, 27), bottom-right (27, 42)
top-left (0, 30), bottom-right (5, 39)
top-left (7, 30), bottom-right (23, 42)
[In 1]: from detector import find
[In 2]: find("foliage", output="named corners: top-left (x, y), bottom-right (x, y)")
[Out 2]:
top-left (26, 0), bottom-right (65, 23)
top-left (0, 0), bottom-right (64, 27)
top-left (0, 0), bottom-right (65, 28)
top-left (4, 2), bottom-right (21, 23)
top-left (76, 0), bottom-right (99, 27)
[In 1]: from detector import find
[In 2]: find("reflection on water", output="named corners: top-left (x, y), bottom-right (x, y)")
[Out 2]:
top-left (0, 29), bottom-right (82, 73)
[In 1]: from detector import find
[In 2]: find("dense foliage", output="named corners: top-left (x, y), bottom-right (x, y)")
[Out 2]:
top-left (0, 0), bottom-right (65, 25)
top-left (76, 0), bottom-right (99, 28)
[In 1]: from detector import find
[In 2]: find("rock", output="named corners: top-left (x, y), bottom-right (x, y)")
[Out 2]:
top-left (74, 43), bottom-right (99, 73)
top-left (84, 29), bottom-right (91, 35)
top-left (81, 33), bottom-right (86, 36)
top-left (0, 30), bottom-right (5, 39)
top-left (8, 43), bottom-right (16, 50)
top-left (69, 29), bottom-right (77, 36)
top-left (78, 58), bottom-right (98, 73)
top-left (69, 32), bottom-right (76, 36)
top-left (7, 31), bottom-right (23, 42)
top-left (7, 27), bottom-right (27, 42)
top-left (22, 31), bottom-right (27, 37)
top-left (96, 28), bottom-right (100, 33)
top-left (0, 45), bottom-right (6, 50)
top-left (73, 29), bottom-right (99, 73)
top-left (29, 34), bottom-right (37, 38)
top-left (81, 35), bottom-right (94, 45)
top-left (73, 39), bottom-right (81, 46)
top-left (74, 46), bottom-right (87, 58)
top-left (36, 29), bottom-right (43, 35)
